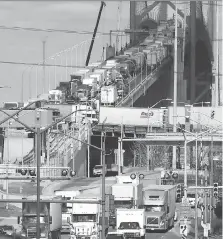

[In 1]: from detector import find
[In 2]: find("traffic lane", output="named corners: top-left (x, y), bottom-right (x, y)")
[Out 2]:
top-left (61, 231), bottom-right (180, 239)
top-left (0, 181), bottom-right (44, 196)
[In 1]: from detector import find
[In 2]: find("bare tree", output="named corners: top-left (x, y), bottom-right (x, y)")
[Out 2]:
top-left (130, 142), bottom-right (169, 169)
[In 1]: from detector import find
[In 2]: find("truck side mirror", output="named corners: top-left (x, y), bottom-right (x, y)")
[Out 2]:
top-left (167, 206), bottom-right (169, 213)
top-left (49, 216), bottom-right (52, 224)
top-left (67, 217), bottom-right (70, 223)
top-left (17, 216), bottom-right (20, 224)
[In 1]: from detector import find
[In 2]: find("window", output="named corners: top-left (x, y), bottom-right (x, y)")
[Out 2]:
top-left (71, 214), bottom-right (96, 222)
top-left (94, 165), bottom-right (102, 169)
top-left (119, 222), bottom-right (140, 230)
top-left (23, 216), bottom-right (46, 224)
top-left (187, 193), bottom-right (195, 198)
top-left (114, 200), bottom-right (133, 209)
top-left (144, 205), bottom-right (164, 212)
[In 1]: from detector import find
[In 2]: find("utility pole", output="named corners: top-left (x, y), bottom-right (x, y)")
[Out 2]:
top-left (209, 134), bottom-right (214, 234)
top-left (43, 40), bottom-right (46, 94)
top-left (172, 1), bottom-right (178, 170)
top-left (36, 109), bottom-right (41, 239)
top-left (101, 131), bottom-right (106, 239)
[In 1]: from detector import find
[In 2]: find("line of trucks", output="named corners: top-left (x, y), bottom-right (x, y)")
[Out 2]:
top-left (17, 173), bottom-right (178, 239)
top-left (35, 19), bottom-right (180, 108)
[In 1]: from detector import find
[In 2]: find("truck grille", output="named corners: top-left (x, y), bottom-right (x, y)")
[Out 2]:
top-left (147, 217), bottom-right (159, 225)
top-left (124, 233), bottom-right (135, 237)
top-left (27, 229), bottom-right (37, 238)
top-left (76, 237), bottom-right (90, 239)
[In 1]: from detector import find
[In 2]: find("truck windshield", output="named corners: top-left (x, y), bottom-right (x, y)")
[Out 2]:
top-left (23, 216), bottom-right (46, 224)
top-left (114, 201), bottom-right (132, 209)
top-left (71, 214), bottom-right (96, 222)
top-left (94, 166), bottom-right (102, 169)
top-left (144, 205), bottom-right (164, 212)
top-left (119, 222), bottom-right (140, 230)
top-left (187, 193), bottom-right (195, 198)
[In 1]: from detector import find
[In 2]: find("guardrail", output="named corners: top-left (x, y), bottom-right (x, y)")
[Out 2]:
top-left (115, 57), bottom-right (172, 107)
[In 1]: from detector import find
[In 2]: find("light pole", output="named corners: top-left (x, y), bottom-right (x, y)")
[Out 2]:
top-left (146, 98), bottom-right (172, 171)
top-left (21, 66), bottom-right (30, 102)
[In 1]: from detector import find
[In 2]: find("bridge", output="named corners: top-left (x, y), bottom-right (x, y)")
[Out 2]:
top-left (1, 2), bottom-right (221, 177)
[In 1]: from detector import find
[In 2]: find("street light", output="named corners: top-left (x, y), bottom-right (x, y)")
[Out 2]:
top-left (147, 98), bottom-right (172, 133)
top-left (21, 66), bottom-right (31, 102)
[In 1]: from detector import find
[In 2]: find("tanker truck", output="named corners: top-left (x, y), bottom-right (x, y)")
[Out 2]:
top-left (17, 195), bottom-right (62, 239)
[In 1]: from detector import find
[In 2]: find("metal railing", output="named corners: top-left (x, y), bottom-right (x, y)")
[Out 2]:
top-left (115, 57), bottom-right (172, 107)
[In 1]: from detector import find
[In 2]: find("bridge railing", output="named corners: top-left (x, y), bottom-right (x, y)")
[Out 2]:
top-left (115, 57), bottom-right (171, 107)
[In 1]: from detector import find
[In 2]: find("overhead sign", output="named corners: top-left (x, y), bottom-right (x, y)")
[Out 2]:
top-left (99, 107), bottom-right (164, 127)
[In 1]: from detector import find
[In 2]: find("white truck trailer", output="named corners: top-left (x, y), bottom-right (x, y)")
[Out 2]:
top-left (142, 185), bottom-right (176, 232)
top-left (116, 209), bottom-right (146, 239)
top-left (18, 195), bottom-right (62, 239)
top-left (54, 190), bottom-right (81, 234)
top-left (68, 192), bottom-right (114, 239)
top-left (109, 176), bottom-right (143, 228)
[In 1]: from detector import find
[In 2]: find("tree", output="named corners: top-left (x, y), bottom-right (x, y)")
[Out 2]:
top-left (130, 141), bottom-right (170, 169)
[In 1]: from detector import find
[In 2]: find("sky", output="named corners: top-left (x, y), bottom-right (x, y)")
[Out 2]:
top-left (0, 1), bottom-right (130, 102)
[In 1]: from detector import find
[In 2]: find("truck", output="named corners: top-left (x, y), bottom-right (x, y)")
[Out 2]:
top-left (116, 209), bottom-right (146, 239)
top-left (18, 195), bottom-right (62, 239)
top-left (142, 185), bottom-right (176, 232)
top-left (100, 85), bottom-right (118, 105)
top-left (68, 193), bottom-right (114, 239)
top-left (110, 177), bottom-right (143, 228)
top-left (48, 90), bottom-right (64, 104)
top-left (54, 190), bottom-right (81, 234)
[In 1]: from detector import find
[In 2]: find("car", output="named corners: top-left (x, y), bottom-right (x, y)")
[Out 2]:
top-left (93, 165), bottom-right (107, 177)
top-left (0, 225), bottom-right (15, 236)
top-left (106, 232), bottom-right (125, 239)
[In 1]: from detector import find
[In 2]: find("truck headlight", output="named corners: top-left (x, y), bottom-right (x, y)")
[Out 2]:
top-left (40, 232), bottom-right (46, 237)
top-left (160, 221), bottom-right (165, 226)
top-left (135, 233), bottom-right (140, 237)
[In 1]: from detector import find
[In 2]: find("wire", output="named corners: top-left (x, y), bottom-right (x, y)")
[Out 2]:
top-left (0, 60), bottom-right (86, 68)
top-left (0, 25), bottom-right (127, 36)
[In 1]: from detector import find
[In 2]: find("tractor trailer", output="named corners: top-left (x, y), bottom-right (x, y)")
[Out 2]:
top-left (142, 185), bottom-right (176, 232)
top-left (68, 193), bottom-right (114, 239)
top-left (18, 195), bottom-right (62, 239)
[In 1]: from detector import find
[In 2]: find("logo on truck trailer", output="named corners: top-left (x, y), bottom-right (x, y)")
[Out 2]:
top-left (140, 111), bottom-right (154, 118)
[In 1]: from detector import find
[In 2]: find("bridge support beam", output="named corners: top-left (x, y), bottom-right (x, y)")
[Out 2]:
top-left (189, 1), bottom-right (196, 103)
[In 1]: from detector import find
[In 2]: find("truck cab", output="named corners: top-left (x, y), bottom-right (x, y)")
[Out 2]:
top-left (68, 194), bottom-right (112, 239)
top-left (18, 196), bottom-right (62, 239)
top-left (142, 185), bottom-right (176, 232)
top-left (116, 209), bottom-right (145, 239)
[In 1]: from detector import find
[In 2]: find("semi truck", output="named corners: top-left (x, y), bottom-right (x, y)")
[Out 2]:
top-left (18, 195), bottom-right (62, 239)
top-left (54, 190), bottom-right (81, 234)
top-left (116, 209), bottom-right (146, 239)
top-left (142, 185), bottom-right (176, 232)
top-left (68, 193), bottom-right (114, 239)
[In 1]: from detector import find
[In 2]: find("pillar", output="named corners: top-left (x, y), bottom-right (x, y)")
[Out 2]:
top-left (190, 1), bottom-right (196, 103)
